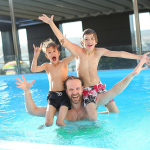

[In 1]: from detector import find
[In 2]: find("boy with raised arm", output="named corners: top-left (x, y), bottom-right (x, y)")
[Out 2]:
top-left (31, 38), bottom-right (75, 126)
top-left (38, 14), bottom-right (150, 121)
top-left (16, 53), bottom-right (149, 121)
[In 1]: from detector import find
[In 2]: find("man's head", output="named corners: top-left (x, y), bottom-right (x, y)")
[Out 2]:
top-left (64, 76), bottom-right (84, 104)
top-left (42, 38), bottom-right (60, 64)
top-left (81, 29), bottom-right (98, 50)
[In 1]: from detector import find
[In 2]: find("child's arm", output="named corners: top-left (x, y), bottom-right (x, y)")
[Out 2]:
top-left (31, 44), bottom-right (47, 72)
top-left (63, 54), bottom-right (75, 65)
top-left (60, 37), bottom-right (76, 64)
top-left (59, 37), bottom-right (78, 57)
top-left (38, 14), bottom-right (79, 57)
top-left (102, 48), bottom-right (150, 64)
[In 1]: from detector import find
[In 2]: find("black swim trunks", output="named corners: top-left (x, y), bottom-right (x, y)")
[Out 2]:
top-left (47, 90), bottom-right (71, 110)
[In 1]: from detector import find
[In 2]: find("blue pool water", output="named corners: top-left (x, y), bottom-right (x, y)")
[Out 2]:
top-left (0, 69), bottom-right (150, 150)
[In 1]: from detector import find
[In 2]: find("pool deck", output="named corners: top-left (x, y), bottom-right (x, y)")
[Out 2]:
top-left (0, 140), bottom-right (112, 150)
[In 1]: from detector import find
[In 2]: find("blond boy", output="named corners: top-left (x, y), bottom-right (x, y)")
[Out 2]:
top-left (38, 14), bottom-right (150, 121)
top-left (31, 38), bottom-right (75, 126)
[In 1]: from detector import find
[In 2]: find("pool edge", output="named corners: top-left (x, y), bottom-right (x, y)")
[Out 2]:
top-left (0, 140), bottom-right (112, 150)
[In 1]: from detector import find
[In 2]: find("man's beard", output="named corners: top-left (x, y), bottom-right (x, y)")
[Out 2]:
top-left (69, 94), bottom-right (82, 104)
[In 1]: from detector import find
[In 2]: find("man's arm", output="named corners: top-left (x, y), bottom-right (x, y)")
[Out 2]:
top-left (16, 75), bottom-right (46, 117)
top-left (24, 90), bottom-right (46, 117)
top-left (102, 48), bottom-right (150, 63)
top-left (31, 44), bottom-right (46, 73)
top-left (38, 14), bottom-right (79, 57)
top-left (96, 53), bottom-right (149, 107)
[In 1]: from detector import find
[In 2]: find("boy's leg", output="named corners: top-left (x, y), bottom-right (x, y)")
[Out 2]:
top-left (45, 104), bottom-right (57, 127)
top-left (56, 106), bottom-right (68, 126)
top-left (85, 103), bottom-right (97, 121)
top-left (83, 87), bottom-right (97, 121)
top-left (105, 101), bottom-right (119, 113)
top-left (97, 83), bottom-right (119, 113)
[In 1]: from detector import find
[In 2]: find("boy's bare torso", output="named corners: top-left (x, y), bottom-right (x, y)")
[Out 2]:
top-left (76, 46), bottom-right (104, 87)
top-left (45, 60), bottom-right (68, 91)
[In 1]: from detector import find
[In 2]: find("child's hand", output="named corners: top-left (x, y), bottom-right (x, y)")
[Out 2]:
top-left (59, 35), bottom-right (66, 47)
top-left (33, 43), bottom-right (42, 58)
top-left (38, 14), bottom-right (54, 24)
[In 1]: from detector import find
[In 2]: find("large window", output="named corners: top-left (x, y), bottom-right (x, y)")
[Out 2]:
top-left (60, 21), bottom-right (83, 71)
top-left (18, 28), bottom-right (29, 65)
top-left (61, 21), bottom-right (83, 56)
top-left (129, 12), bottom-right (150, 52)
top-left (139, 12), bottom-right (150, 51)
top-left (0, 32), bottom-right (4, 69)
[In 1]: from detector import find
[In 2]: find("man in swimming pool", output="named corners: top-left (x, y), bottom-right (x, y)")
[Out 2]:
top-left (16, 53), bottom-right (149, 121)
top-left (38, 14), bottom-right (150, 121)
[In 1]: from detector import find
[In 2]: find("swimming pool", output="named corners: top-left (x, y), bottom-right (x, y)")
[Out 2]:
top-left (0, 69), bottom-right (150, 150)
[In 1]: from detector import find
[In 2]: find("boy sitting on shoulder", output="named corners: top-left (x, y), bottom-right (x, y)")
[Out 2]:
top-left (31, 38), bottom-right (75, 126)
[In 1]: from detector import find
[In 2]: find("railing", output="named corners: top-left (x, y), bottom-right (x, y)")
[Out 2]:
top-left (0, 45), bottom-right (149, 75)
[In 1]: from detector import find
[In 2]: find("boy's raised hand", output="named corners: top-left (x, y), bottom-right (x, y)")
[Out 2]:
top-left (16, 75), bottom-right (35, 92)
top-left (33, 43), bottom-right (42, 59)
top-left (142, 52), bottom-right (150, 65)
top-left (38, 14), bottom-right (54, 24)
top-left (59, 35), bottom-right (67, 47)
top-left (132, 52), bottom-right (150, 76)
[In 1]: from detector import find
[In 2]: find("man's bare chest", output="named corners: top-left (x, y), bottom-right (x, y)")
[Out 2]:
top-left (66, 108), bottom-right (88, 121)
top-left (76, 109), bottom-right (88, 120)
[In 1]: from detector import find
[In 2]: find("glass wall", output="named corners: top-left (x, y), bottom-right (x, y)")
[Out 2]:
top-left (1, 29), bottom-right (31, 75)
top-left (0, 31), bottom-right (4, 74)
top-left (129, 12), bottom-right (150, 53)
top-left (61, 21), bottom-right (83, 72)
top-left (139, 12), bottom-right (150, 52)
top-left (18, 29), bottom-right (29, 65)
top-left (18, 29), bottom-right (30, 74)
